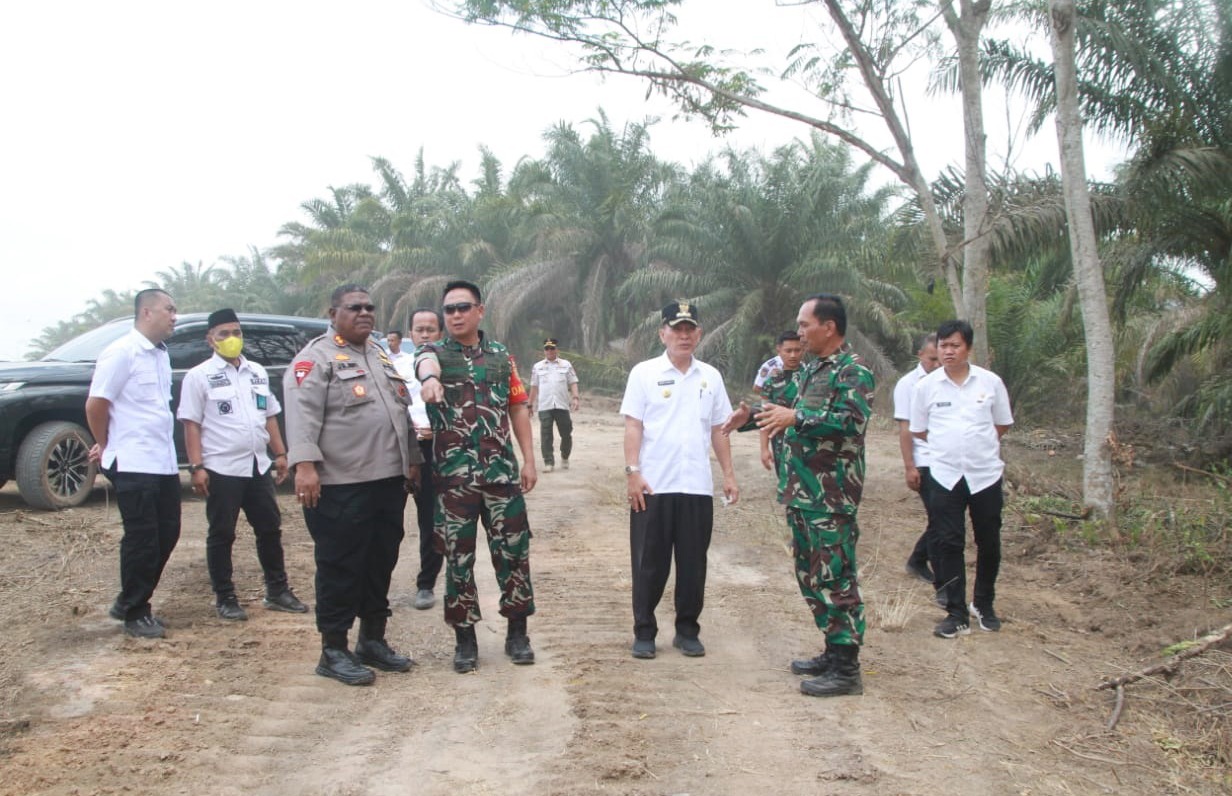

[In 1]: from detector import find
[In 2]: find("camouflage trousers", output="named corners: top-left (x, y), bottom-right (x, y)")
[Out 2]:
top-left (786, 508), bottom-right (865, 647)
top-left (436, 482), bottom-right (535, 627)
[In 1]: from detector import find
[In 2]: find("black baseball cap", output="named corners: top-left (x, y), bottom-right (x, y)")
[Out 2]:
top-left (661, 301), bottom-right (699, 327)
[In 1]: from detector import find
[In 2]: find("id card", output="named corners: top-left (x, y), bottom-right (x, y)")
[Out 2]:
top-left (256, 394), bottom-right (267, 410)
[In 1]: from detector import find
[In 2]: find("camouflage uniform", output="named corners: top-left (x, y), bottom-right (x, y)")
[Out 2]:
top-left (759, 363), bottom-right (799, 478)
top-left (751, 343), bottom-right (874, 647)
top-left (416, 332), bottom-right (535, 628)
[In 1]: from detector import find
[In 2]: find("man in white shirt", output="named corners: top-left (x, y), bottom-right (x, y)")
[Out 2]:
top-left (404, 308), bottom-right (444, 610)
top-left (528, 338), bottom-right (580, 472)
top-left (620, 301), bottom-right (739, 659)
top-left (86, 289), bottom-right (181, 639)
top-left (893, 333), bottom-right (940, 586)
top-left (386, 330), bottom-right (414, 372)
top-left (177, 309), bottom-right (308, 621)
top-left (910, 320), bottom-right (1013, 638)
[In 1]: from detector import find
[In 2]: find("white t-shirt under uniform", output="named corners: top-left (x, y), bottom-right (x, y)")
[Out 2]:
top-left (909, 364), bottom-right (1013, 494)
top-left (620, 352), bottom-right (733, 496)
top-left (892, 363), bottom-right (931, 469)
top-left (88, 327), bottom-right (177, 475)
top-left (177, 353), bottom-right (281, 477)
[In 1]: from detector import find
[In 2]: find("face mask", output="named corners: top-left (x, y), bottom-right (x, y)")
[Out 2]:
top-left (215, 336), bottom-right (243, 359)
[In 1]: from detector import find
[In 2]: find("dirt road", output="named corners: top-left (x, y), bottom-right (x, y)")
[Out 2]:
top-left (0, 403), bottom-right (1217, 794)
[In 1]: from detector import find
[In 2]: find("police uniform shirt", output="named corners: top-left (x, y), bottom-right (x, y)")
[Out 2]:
top-left (909, 363), bottom-right (1013, 493)
top-left (283, 330), bottom-right (422, 485)
top-left (620, 351), bottom-right (733, 496)
top-left (177, 353), bottom-right (280, 477)
top-left (530, 357), bottom-right (578, 411)
top-left (88, 327), bottom-right (176, 474)
top-left (892, 363), bottom-right (932, 469)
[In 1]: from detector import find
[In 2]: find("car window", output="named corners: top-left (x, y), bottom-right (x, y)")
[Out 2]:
top-left (242, 327), bottom-right (315, 367)
top-left (166, 325), bottom-right (213, 370)
top-left (41, 320), bottom-right (131, 362)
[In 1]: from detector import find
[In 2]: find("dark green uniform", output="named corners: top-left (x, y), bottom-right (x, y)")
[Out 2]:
top-left (415, 332), bottom-right (535, 628)
top-left (751, 343), bottom-right (874, 647)
top-left (760, 363), bottom-right (799, 478)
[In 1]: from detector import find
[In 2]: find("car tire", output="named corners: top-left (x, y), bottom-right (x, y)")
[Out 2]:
top-left (16, 421), bottom-right (98, 510)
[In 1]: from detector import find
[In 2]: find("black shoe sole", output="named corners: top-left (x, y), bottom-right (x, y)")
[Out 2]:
top-left (315, 665), bottom-right (375, 686)
top-left (800, 681), bottom-right (864, 697)
top-left (263, 599), bottom-right (308, 613)
top-left (453, 660), bottom-right (478, 673)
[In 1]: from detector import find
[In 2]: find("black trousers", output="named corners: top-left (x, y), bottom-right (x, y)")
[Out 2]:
top-left (630, 493), bottom-right (713, 641)
top-left (538, 408), bottom-right (573, 465)
top-left (106, 466), bottom-right (182, 621)
top-left (907, 465), bottom-right (937, 584)
top-left (927, 475), bottom-right (1003, 619)
top-left (303, 476), bottom-right (407, 638)
top-left (204, 462), bottom-right (287, 600)
top-left (413, 438), bottom-right (443, 591)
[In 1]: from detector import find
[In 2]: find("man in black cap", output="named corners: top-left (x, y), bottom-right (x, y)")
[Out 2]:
top-left (177, 309), bottom-right (308, 620)
top-left (619, 301), bottom-right (739, 659)
top-left (528, 338), bottom-right (580, 472)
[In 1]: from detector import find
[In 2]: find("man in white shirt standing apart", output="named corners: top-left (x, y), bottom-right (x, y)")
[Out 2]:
top-left (910, 320), bottom-right (1013, 639)
top-left (86, 288), bottom-right (181, 639)
top-left (893, 333), bottom-right (940, 587)
top-left (177, 309), bottom-right (308, 621)
top-left (621, 301), bottom-right (739, 660)
top-left (529, 338), bottom-right (580, 473)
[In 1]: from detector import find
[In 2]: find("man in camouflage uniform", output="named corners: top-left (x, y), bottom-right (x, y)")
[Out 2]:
top-left (724, 294), bottom-right (874, 697)
top-left (284, 285), bottom-right (424, 686)
top-left (415, 279), bottom-right (538, 673)
top-left (756, 330), bottom-right (805, 476)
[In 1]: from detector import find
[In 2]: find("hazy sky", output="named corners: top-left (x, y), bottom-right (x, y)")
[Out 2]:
top-left (0, 1), bottom-right (1125, 361)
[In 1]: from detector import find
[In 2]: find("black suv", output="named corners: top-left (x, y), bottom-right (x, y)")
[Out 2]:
top-left (0, 313), bottom-right (330, 510)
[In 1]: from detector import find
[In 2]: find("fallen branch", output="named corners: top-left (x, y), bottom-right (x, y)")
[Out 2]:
top-left (1172, 461), bottom-right (1232, 484)
top-left (1097, 622), bottom-right (1232, 691)
top-left (1106, 684), bottom-right (1125, 730)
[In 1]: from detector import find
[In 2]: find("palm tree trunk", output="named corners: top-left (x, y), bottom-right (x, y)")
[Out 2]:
top-left (1050, 0), bottom-right (1117, 524)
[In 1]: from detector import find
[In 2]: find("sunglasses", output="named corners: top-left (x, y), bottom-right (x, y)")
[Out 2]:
top-left (544, 346), bottom-right (557, 350)
top-left (341, 303), bottom-right (376, 313)
top-left (443, 302), bottom-right (476, 315)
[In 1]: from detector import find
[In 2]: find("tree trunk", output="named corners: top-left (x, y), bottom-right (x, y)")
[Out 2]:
top-left (1049, 0), bottom-right (1117, 523)
top-left (944, 0), bottom-right (993, 365)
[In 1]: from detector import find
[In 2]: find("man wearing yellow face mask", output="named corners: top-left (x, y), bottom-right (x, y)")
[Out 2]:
top-left (177, 309), bottom-right (308, 621)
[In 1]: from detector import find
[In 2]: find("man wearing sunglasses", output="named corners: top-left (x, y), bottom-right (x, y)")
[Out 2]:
top-left (528, 338), bottom-right (580, 473)
top-left (415, 280), bottom-right (539, 674)
top-left (283, 285), bottom-right (424, 686)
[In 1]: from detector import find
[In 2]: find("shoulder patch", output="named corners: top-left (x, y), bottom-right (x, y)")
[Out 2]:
top-left (293, 360), bottom-right (314, 386)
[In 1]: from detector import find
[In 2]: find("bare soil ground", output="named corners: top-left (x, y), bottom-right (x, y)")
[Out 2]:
top-left (0, 401), bottom-right (1228, 795)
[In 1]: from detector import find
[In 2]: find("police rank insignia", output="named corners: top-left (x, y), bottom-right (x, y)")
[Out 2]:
top-left (333, 334), bottom-right (347, 347)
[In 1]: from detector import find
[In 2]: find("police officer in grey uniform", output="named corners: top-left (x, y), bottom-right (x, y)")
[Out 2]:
top-left (283, 284), bottom-right (424, 686)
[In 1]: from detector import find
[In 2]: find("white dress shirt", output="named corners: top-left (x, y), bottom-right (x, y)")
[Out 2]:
top-left (909, 364), bottom-right (1013, 493)
top-left (892, 363), bottom-right (931, 468)
top-left (390, 350), bottom-right (429, 431)
top-left (88, 327), bottom-right (177, 474)
top-left (531, 357), bottom-right (578, 411)
top-left (177, 354), bottom-right (281, 477)
top-left (620, 352), bottom-right (733, 496)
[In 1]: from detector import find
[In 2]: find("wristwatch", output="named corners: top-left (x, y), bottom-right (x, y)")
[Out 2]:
top-left (624, 465), bottom-right (640, 475)
top-left (187, 463), bottom-right (205, 474)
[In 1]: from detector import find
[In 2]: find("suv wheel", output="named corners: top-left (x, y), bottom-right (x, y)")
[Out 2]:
top-left (16, 421), bottom-right (98, 510)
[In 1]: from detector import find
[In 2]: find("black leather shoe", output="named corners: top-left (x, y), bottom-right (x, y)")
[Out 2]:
top-left (124, 616), bottom-right (166, 639)
top-left (631, 639), bottom-right (656, 659)
top-left (454, 626), bottom-right (478, 673)
top-left (263, 589), bottom-right (308, 613)
top-left (800, 645), bottom-right (863, 697)
top-left (505, 635), bottom-right (535, 665)
top-left (672, 635), bottom-right (705, 657)
top-left (790, 651), bottom-right (831, 676)
top-left (355, 637), bottom-right (414, 672)
top-left (316, 648), bottom-right (375, 686)
top-left (217, 597), bottom-right (248, 621)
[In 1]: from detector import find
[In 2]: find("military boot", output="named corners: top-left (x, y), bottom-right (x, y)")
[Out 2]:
top-left (789, 647), bottom-right (832, 676)
top-left (454, 625), bottom-right (479, 673)
top-left (800, 643), bottom-right (863, 697)
top-left (355, 617), bottom-right (414, 672)
top-left (316, 633), bottom-right (375, 686)
top-left (504, 616), bottom-right (535, 665)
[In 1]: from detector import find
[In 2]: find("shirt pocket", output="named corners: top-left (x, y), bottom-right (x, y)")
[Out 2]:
top-left (134, 369), bottom-right (160, 402)
top-left (335, 368), bottom-right (374, 408)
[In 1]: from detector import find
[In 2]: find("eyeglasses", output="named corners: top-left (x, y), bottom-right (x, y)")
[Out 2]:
top-left (543, 346), bottom-right (557, 350)
top-left (341, 303), bottom-right (376, 313)
top-left (442, 302), bottom-right (476, 315)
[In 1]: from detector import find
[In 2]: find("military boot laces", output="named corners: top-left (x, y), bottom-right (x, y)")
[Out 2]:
top-left (790, 648), bottom-right (832, 677)
top-left (454, 626), bottom-right (479, 673)
top-left (504, 617), bottom-right (535, 665)
top-left (800, 644), bottom-right (863, 697)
